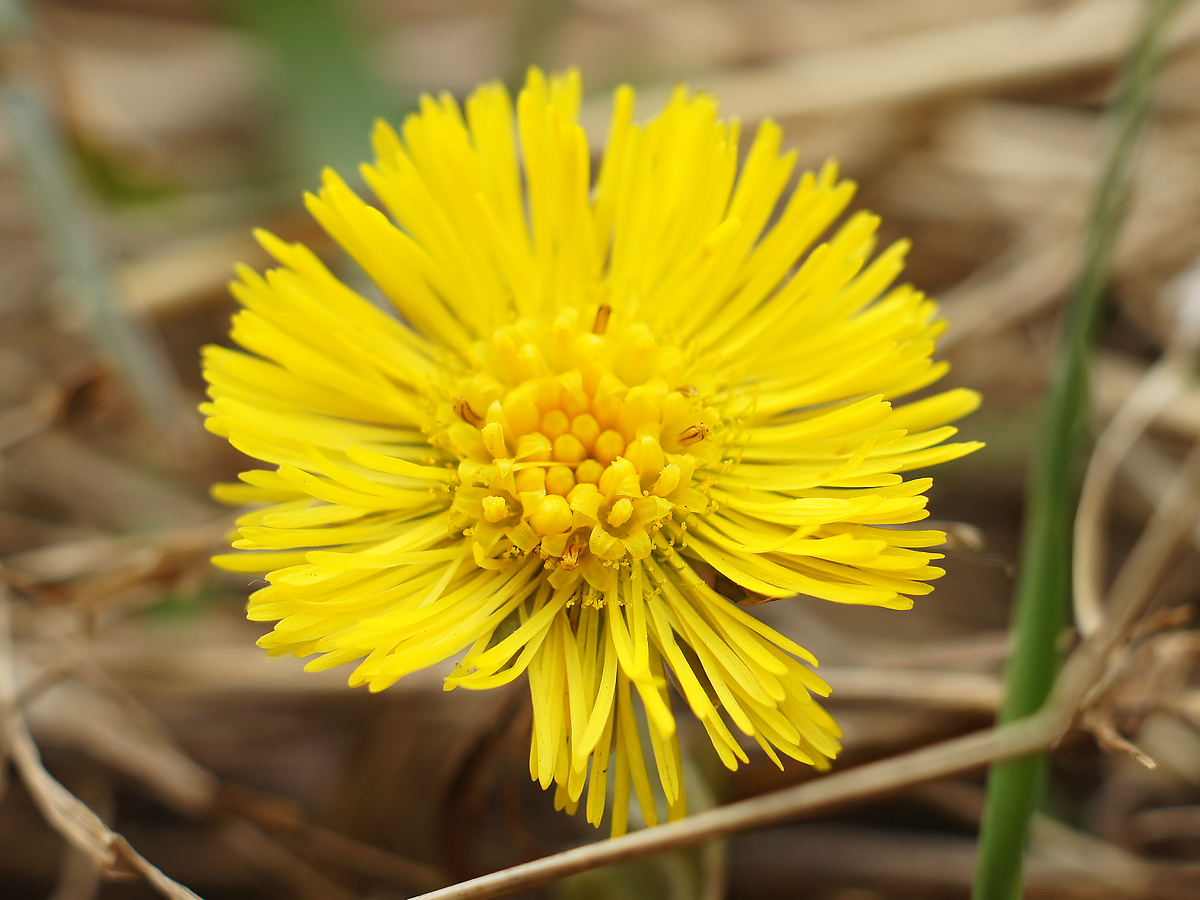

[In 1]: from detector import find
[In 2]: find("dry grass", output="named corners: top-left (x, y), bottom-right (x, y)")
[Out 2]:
top-left (3, 1), bottom-right (1200, 898)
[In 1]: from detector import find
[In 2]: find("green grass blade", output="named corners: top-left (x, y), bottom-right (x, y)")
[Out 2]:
top-left (972, 2), bottom-right (1182, 899)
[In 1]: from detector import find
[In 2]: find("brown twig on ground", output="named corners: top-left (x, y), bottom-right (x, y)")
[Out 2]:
top-left (1073, 266), bottom-right (1200, 637)
top-left (409, 710), bottom-right (1060, 900)
top-left (218, 818), bottom-right (359, 900)
top-left (0, 588), bottom-right (204, 900)
top-left (819, 666), bottom-right (1002, 711)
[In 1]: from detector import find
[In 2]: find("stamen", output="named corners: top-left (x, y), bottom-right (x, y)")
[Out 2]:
top-left (593, 304), bottom-right (612, 334)
top-left (607, 498), bottom-right (633, 527)
top-left (561, 533), bottom-right (586, 569)
top-left (449, 322), bottom-right (716, 568)
top-left (482, 495), bottom-right (509, 523)
top-left (454, 397), bottom-right (484, 427)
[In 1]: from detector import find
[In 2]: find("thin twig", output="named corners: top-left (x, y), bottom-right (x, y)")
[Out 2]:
top-left (1055, 427), bottom-right (1200, 721)
top-left (9, 645), bottom-right (450, 894)
top-left (408, 709), bottom-right (1059, 900)
top-left (0, 590), bottom-right (204, 900)
top-left (821, 666), bottom-right (1002, 712)
top-left (219, 819), bottom-right (359, 900)
top-left (1073, 357), bottom-right (1188, 636)
top-left (1073, 264), bottom-right (1200, 636)
top-left (264, 818), bottom-right (446, 892)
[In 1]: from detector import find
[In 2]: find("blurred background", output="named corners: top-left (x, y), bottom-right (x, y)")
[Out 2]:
top-left (3, 0), bottom-right (1200, 898)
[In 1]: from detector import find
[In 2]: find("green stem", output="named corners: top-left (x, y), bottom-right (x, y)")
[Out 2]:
top-left (972, 3), bottom-right (1181, 899)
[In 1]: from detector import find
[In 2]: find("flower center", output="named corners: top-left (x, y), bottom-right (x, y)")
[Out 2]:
top-left (442, 314), bottom-right (718, 580)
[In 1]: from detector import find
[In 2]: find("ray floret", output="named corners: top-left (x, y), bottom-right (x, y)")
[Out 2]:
top-left (203, 68), bottom-right (981, 834)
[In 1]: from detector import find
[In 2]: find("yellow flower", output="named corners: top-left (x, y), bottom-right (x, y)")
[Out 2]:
top-left (203, 68), bottom-right (981, 835)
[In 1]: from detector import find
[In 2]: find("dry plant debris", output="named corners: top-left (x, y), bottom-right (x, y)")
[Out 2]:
top-left (1, 1), bottom-right (1200, 898)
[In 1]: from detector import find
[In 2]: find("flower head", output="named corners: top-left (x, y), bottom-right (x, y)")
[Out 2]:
top-left (203, 68), bottom-right (981, 834)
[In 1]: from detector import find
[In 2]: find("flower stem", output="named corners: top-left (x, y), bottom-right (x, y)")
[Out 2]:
top-left (972, 2), bottom-right (1181, 898)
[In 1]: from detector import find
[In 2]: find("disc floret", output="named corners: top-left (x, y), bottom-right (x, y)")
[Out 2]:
top-left (444, 311), bottom-right (718, 589)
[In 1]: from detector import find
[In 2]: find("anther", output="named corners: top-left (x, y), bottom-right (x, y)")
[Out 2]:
top-left (678, 423), bottom-right (709, 446)
top-left (593, 304), bottom-right (612, 335)
top-left (562, 537), bottom-right (585, 569)
top-left (607, 498), bottom-right (634, 527)
top-left (482, 495), bottom-right (509, 523)
top-left (674, 384), bottom-right (698, 397)
top-left (454, 398), bottom-right (484, 427)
